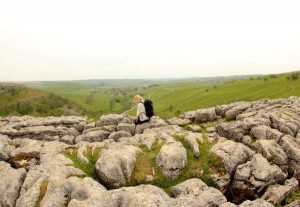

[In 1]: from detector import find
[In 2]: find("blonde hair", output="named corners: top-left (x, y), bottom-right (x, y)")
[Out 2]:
top-left (134, 95), bottom-right (144, 103)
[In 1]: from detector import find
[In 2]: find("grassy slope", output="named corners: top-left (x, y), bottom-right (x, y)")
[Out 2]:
top-left (128, 73), bottom-right (300, 118)
top-left (0, 86), bottom-right (84, 117)
top-left (11, 72), bottom-right (300, 120)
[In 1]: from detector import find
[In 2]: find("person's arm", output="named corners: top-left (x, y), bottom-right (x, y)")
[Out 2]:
top-left (136, 103), bottom-right (144, 117)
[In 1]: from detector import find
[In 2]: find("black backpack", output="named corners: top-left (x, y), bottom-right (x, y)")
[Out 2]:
top-left (144, 99), bottom-right (154, 118)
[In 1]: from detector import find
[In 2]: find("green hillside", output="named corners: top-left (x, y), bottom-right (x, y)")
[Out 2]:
top-left (0, 85), bottom-right (84, 117)
top-left (127, 72), bottom-right (300, 118)
top-left (4, 72), bottom-right (299, 120)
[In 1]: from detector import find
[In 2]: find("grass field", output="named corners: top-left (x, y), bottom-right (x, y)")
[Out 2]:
top-left (0, 85), bottom-right (84, 117)
top-left (2, 72), bottom-right (299, 120)
top-left (127, 73), bottom-right (300, 119)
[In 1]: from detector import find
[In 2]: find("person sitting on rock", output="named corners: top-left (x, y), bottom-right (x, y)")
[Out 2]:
top-left (133, 95), bottom-right (150, 125)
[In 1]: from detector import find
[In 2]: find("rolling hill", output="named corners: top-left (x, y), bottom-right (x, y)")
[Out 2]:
top-left (2, 72), bottom-right (299, 120)
top-left (0, 84), bottom-right (85, 117)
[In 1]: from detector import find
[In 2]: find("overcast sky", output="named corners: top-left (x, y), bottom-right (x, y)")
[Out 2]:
top-left (0, 0), bottom-right (300, 81)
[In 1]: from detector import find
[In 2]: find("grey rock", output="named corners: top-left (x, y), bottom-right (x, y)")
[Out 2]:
top-left (251, 126), bottom-right (283, 142)
top-left (171, 178), bottom-right (227, 207)
top-left (279, 135), bottom-right (300, 161)
top-left (167, 117), bottom-right (191, 126)
top-left (96, 144), bottom-right (141, 187)
top-left (16, 177), bottom-right (46, 207)
top-left (210, 138), bottom-right (255, 175)
top-left (110, 184), bottom-right (172, 207)
top-left (285, 200), bottom-right (300, 207)
top-left (60, 135), bottom-right (75, 145)
top-left (270, 114), bottom-right (297, 137)
top-left (10, 138), bottom-right (42, 168)
top-left (117, 123), bottom-right (135, 135)
top-left (186, 124), bottom-right (202, 132)
top-left (225, 102), bottom-right (252, 120)
top-left (183, 111), bottom-right (196, 121)
top-left (240, 117), bottom-right (271, 131)
top-left (255, 140), bottom-right (288, 167)
top-left (0, 161), bottom-right (27, 207)
top-left (184, 132), bottom-right (203, 158)
top-left (195, 107), bottom-right (217, 123)
top-left (215, 104), bottom-right (233, 117)
top-left (219, 202), bottom-right (238, 207)
top-left (84, 122), bottom-right (96, 130)
top-left (74, 141), bottom-right (105, 164)
top-left (97, 114), bottom-right (132, 127)
top-left (296, 130), bottom-right (300, 138)
top-left (156, 141), bottom-right (188, 181)
top-left (233, 154), bottom-right (287, 196)
top-left (239, 199), bottom-right (274, 207)
top-left (262, 177), bottom-right (298, 205)
top-left (135, 117), bottom-right (168, 134)
top-left (67, 177), bottom-right (117, 207)
top-left (0, 135), bottom-right (14, 161)
top-left (206, 126), bottom-right (216, 132)
top-left (217, 122), bottom-right (248, 142)
top-left (76, 130), bottom-right (110, 143)
top-left (108, 131), bottom-right (132, 141)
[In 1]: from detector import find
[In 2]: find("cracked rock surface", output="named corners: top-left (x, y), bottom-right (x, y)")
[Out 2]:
top-left (0, 97), bottom-right (300, 207)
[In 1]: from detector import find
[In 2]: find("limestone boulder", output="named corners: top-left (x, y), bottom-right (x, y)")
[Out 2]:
top-left (279, 135), bottom-right (300, 161)
top-left (186, 124), bottom-right (202, 132)
top-left (108, 131), bottom-right (132, 141)
top-left (239, 199), bottom-right (274, 207)
top-left (215, 104), bottom-right (233, 117)
top-left (250, 125), bottom-right (283, 142)
top-left (60, 135), bottom-right (75, 145)
top-left (156, 141), bottom-right (188, 181)
top-left (117, 123), bottom-right (135, 135)
top-left (285, 200), bottom-right (300, 207)
top-left (240, 117), bottom-right (271, 131)
top-left (67, 177), bottom-right (117, 207)
top-left (262, 177), bottom-right (298, 205)
top-left (183, 132), bottom-right (203, 158)
top-left (210, 138), bottom-right (255, 175)
top-left (135, 117), bottom-right (168, 134)
top-left (171, 178), bottom-right (227, 207)
top-left (97, 114), bottom-right (132, 127)
top-left (0, 161), bottom-right (27, 207)
top-left (255, 140), bottom-right (288, 168)
top-left (75, 130), bottom-right (110, 143)
top-left (183, 110), bottom-right (196, 121)
top-left (194, 107), bottom-right (217, 123)
top-left (217, 122), bottom-right (248, 142)
top-left (96, 144), bottom-right (141, 187)
top-left (0, 135), bottom-right (14, 161)
top-left (110, 184), bottom-right (172, 207)
top-left (167, 117), bottom-right (191, 126)
top-left (225, 102), bottom-right (252, 120)
top-left (232, 154), bottom-right (287, 199)
top-left (219, 202), bottom-right (238, 207)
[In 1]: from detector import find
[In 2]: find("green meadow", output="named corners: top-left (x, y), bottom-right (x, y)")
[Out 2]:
top-left (1, 72), bottom-right (299, 120)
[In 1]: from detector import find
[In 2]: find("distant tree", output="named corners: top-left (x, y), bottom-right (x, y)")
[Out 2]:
top-left (249, 77), bottom-right (253, 80)
top-left (291, 72), bottom-right (299, 80)
top-left (213, 85), bottom-right (218, 89)
top-left (264, 78), bottom-right (268, 81)
top-left (269, 74), bottom-right (277, 78)
top-left (205, 89), bottom-right (209, 92)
